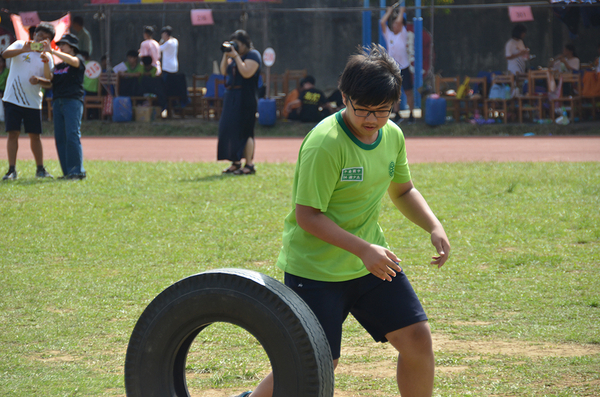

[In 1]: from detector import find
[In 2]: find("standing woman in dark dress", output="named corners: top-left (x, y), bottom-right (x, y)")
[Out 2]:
top-left (218, 30), bottom-right (261, 175)
top-left (45, 33), bottom-right (87, 179)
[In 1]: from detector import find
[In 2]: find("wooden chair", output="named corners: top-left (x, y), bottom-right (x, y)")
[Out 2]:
top-left (465, 76), bottom-right (488, 118)
top-left (517, 69), bottom-right (551, 123)
top-left (484, 74), bottom-right (516, 124)
top-left (550, 73), bottom-right (582, 123)
top-left (434, 75), bottom-right (460, 121)
top-left (201, 76), bottom-right (225, 120)
top-left (190, 74), bottom-right (208, 118)
top-left (282, 69), bottom-right (307, 95)
top-left (84, 72), bottom-right (119, 120)
top-left (580, 71), bottom-right (600, 121)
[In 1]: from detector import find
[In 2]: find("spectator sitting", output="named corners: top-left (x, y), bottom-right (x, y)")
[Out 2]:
top-left (139, 55), bottom-right (167, 111)
top-left (100, 55), bottom-right (108, 73)
top-left (286, 75), bottom-right (332, 123)
top-left (550, 43), bottom-right (580, 73)
top-left (0, 56), bottom-right (8, 97)
top-left (82, 51), bottom-right (100, 119)
top-left (119, 50), bottom-right (143, 96)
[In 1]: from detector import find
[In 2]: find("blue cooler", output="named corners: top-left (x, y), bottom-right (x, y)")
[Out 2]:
top-left (425, 96), bottom-right (446, 126)
top-left (258, 98), bottom-right (277, 126)
top-left (113, 97), bottom-right (133, 122)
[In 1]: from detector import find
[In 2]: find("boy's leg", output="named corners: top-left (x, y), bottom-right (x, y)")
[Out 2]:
top-left (28, 133), bottom-right (44, 167)
top-left (386, 321), bottom-right (434, 397)
top-left (249, 359), bottom-right (340, 397)
top-left (6, 130), bottom-right (20, 167)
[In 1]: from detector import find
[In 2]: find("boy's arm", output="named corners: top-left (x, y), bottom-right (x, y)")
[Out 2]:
top-left (387, 180), bottom-right (450, 268)
top-left (296, 204), bottom-right (403, 281)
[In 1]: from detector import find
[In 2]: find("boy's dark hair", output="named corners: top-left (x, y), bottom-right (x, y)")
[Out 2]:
top-left (300, 75), bottom-right (316, 86)
top-left (72, 16), bottom-right (84, 27)
top-left (144, 26), bottom-right (155, 36)
top-left (100, 55), bottom-right (107, 61)
top-left (141, 56), bottom-right (152, 66)
top-left (511, 24), bottom-right (527, 39)
top-left (338, 44), bottom-right (402, 107)
top-left (80, 51), bottom-right (90, 59)
top-left (160, 26), bottom-right (173, 36)
top-left (127, 50), bottom-right (139, 58)
top-left (565, 43), bottom-right (577, 57)
top-left (229, 29), bottom-right (253, 49)
top-left (35, 22), bottom-right (56, 39)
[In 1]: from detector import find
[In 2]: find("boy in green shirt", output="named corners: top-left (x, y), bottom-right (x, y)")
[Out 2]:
top-left (240, 45), bottom-right (450, 397)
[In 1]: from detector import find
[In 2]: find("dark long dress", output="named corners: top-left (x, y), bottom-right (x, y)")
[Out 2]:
top-left (217, 49), bottom-right (262, 162)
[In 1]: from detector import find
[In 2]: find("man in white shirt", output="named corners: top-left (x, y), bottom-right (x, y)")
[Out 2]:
top-left (139, 26), bottom-right (161, 76)
top-left (380, 4), bottom-right (414, 124)
top-left (159, 26), bottom-right (178, 74)
top-left (159, 26), bottom-right (189, 110)
top-left (2, 23), bottom-right (55, 180)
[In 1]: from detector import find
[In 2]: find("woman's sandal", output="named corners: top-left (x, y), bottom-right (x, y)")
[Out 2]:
top-left (222, 162), bottom-right (242, 174)
top-left (233, 164), bottom-right (256, 175)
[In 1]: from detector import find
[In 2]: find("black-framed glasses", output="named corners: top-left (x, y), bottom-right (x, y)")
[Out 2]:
top-left (347, 98), bottom-right (393, 118)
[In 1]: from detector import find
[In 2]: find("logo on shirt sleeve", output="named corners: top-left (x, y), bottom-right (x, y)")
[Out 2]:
top-left (341, 167), bottom-right (363, 182)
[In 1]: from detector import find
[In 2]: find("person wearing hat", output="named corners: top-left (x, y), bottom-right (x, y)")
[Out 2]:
top-left (46, 33), bottom-right (87, 179)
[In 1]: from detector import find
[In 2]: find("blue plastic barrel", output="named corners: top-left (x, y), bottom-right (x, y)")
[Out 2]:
top-left (112, 97), bottom-right (133, 122)
top-left (258, 98), bottom-right (277, 126)
top-left (425, 96), bottom-right (446, 126)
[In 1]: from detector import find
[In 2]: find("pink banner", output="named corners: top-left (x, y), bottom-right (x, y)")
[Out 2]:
top-left (190, 9), bottom-right (214, 26)
top-left (19, 12), bottom-right (41, 27)
top-left (509, 6), bottom-right (534, 22)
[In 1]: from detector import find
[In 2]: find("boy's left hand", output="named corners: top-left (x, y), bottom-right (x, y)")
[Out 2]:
top-left (430, 227), bottom-right (450, 268)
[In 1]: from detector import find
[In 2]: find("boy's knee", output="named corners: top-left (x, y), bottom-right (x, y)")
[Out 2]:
top-left (387, 321), bottom-right (433, 356)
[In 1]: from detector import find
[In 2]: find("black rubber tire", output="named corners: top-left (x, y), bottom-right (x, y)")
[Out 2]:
top-left (124, 268), bottom-right (334, 397)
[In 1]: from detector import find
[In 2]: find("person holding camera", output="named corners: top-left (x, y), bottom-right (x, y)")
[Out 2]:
top-left (217, 30), bottom-right (261, 175)
top-left (1, 22), bottom-right (55, 180)
top-left (46, 33), bottom-right (87, 180)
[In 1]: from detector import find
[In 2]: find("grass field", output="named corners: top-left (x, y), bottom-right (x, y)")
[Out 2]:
top-left (1, 160), bottom-right (599, 396)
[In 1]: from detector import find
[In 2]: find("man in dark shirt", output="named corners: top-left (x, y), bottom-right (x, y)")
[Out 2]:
top-left (286, 75), bottom-right (332, 123)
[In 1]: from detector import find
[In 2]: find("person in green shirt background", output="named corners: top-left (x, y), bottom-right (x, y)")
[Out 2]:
top-left (0, 56), bottom-right (8, 94)
top-left (0, 56), bottom-right (8, 122)
top-left (118, 50), bottom-right (144, 96)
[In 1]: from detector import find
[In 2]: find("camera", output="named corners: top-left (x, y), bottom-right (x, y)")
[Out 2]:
top-left (221, 41), bottom-right (239, 53)
top-left (30, 42), bottom-right (44, 52)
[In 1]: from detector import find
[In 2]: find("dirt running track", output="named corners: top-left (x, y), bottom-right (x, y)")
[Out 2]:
top-left (4, 136), bottom-right (600, 163)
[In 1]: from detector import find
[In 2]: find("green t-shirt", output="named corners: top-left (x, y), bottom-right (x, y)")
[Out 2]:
top-left (83, 61), bottom-right (98, 93)
top-left (276, 111), bottom-right (411, 282)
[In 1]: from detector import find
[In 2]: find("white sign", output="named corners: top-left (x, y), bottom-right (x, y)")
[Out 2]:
top-left (263, 47), bottom-right (276, 67)
top-left (85, 61), bottom-right (102, 79)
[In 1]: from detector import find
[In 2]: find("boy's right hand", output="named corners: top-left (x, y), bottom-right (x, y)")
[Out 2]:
top-left (361, 244), bottom-right (402, 282)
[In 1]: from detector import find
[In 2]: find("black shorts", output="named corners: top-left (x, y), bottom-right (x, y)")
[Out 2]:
top-left (401, 67), bottom-right (414, 91)
top-left (284, 271), bottom-right (428, 360)
top-left (3, 101), bottom-right (43, 134)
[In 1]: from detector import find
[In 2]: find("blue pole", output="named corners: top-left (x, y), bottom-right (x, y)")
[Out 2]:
top-left (363, 0), bottom-right (371, 48)
top-left (413, 0), bottom-right (423, 110)
top-left (379, 0), bottom-right (386, 48)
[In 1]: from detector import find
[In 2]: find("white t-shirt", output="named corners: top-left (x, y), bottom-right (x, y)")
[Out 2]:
top-left (2, 40), bottom-right (54, 109)
top-left (160, 38), bottom-right (179, 73)
top-left (383, 27), bottom-right (409, 69)
top-left (505, 38), bottom-right (527, 75)
top-left (552, 57), bottom-right (580, 73)
top-left (139, 39), bottom-right (161, 75)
